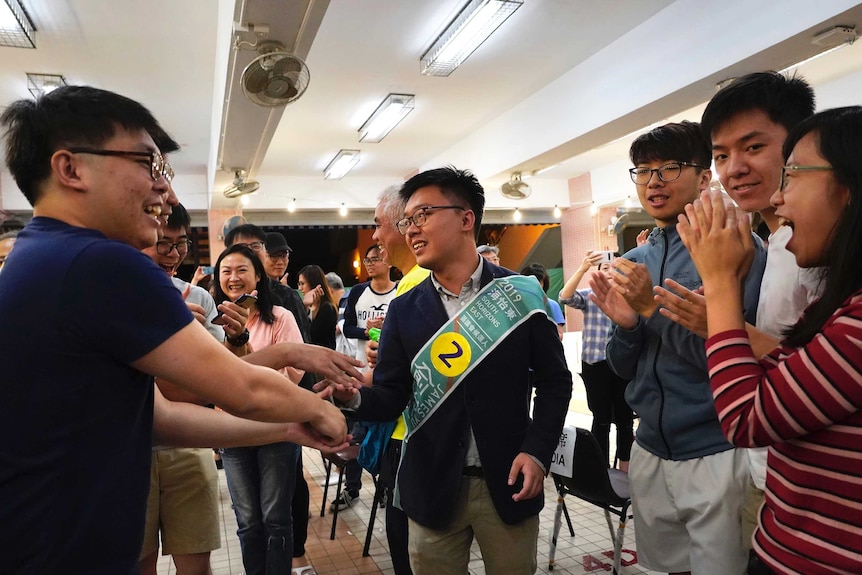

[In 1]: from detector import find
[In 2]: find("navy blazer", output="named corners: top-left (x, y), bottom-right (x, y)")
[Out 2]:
top-left (357, 260), bottom-right (572, 528)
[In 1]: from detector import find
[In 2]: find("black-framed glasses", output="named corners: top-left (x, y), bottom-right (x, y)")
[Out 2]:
top-left (267, 251), bottom-right (289, 260)
top-left (396, 205), bottom-right (465, 235)
top-left (629, 161), bottom-right (706, 185)
top-left (235, 241), bottom-right (264, 253)
top-left (779, 165), bottom-right (833, 191)
top-left (362, 256), bottom-right (383, 265)
top-left (155, 239), bottom-right (191, 256)
top-left (67, 148), bottom-right (174, 183)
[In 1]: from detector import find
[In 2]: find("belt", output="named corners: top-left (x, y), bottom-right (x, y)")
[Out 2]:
top-left (463, 466), bottom-right (484, 477)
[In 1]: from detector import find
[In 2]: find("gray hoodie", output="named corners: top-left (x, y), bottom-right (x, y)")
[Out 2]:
top-left (606, 225), bottom-right (766, 460)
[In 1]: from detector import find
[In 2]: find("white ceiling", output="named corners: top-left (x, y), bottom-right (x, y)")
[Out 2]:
top-left (2, 0), bottom-right (862, 225)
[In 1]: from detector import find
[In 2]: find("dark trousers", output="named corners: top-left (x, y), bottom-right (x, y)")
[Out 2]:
top-left (292, 455), bottom-right (309, 557)
top-left (581, 360), bottom-right (634, 465)
top-left (380, 437), bottom-right (413, 575)
top-left (343, 418), bottom-right (366, 494)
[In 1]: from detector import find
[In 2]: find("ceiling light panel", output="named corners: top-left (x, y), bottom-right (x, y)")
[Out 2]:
top-left (323, 150), bottom-right (361, 180)
top-left (420, 0), bottom-right (522, 77)
top-left (26, 73), bottom-right (67, 98)
top-left (0, 0), bottom-right (35, 48)
top-left (359, 93), bottom-right (415, 143)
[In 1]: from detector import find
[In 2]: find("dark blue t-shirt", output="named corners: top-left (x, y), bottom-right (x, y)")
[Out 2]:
top-left (0, 217), bottom-right (193, 574)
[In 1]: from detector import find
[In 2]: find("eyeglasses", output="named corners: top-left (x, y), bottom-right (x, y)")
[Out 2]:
top-left (779, 165), bottom-right (834, 191)
top-left (235, 241), bottom-right (264, 253)
top-left (362, 256), bottom-right (383, 265)
top-left (67, 148), bottom-right (174, 183)
top-left (267, 251), bottom-right (289, 260)
top-left (396, 205), bottom-right (465, 235)
top-left (155, 239), bottom-right (191, 256)
top-left (629, 161), bottom-right (707, 185)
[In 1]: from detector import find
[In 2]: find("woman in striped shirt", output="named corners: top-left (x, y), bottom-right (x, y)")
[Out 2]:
top-left (678, 106), bottom-right (862, 575)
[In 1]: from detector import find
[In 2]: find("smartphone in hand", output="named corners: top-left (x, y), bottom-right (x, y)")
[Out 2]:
top-left (212, 294), bottom-right (258, 324)
top-left (596, 250), bottom-right (615, 265)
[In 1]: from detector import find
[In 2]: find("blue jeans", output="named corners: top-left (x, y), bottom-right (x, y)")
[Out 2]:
top-left (222, 442), bottom-right (300, 575)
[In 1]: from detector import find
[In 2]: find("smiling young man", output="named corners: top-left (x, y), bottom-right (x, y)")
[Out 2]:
top-left (651, 72), bottom-right (822, 573)
top-left (590, 122), bottom-right (766, 575)
top-left (0, 86), bottom-right (353, 574)
top-left (328, 167), bottom-right (572, 575)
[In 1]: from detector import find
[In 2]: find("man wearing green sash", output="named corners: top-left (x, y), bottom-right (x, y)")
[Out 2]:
top-left (328, 167), bottom-right (572, 575)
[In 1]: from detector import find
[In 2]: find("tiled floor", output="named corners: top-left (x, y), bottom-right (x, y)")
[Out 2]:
top-left (156, 375), bottom-right (660, 575)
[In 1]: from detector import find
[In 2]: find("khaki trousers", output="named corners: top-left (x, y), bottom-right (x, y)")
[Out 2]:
top-left (407, 475), bottom-right (538, 575)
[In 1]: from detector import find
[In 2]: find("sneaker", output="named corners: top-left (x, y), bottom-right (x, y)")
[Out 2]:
top-left (330, 489), bottom-right (358, 511)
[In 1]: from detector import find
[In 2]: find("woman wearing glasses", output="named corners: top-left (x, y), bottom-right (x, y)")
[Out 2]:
top-left (680, 106), bottom-right (862, 575)
top-left (297, 264), bottom-right (338, 350)
top-left (213, 244), bottom-right (306, 575)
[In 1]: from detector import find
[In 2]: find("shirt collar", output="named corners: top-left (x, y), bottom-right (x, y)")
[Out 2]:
top-left (430, 255), bottom-right (484, 300)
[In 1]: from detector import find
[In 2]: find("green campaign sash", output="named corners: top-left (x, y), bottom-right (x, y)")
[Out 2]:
top-left (403, 275), bottom-right (551, 440)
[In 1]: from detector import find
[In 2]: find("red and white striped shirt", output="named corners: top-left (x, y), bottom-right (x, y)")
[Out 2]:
top-left (706, 290), bottom-right (862, 575)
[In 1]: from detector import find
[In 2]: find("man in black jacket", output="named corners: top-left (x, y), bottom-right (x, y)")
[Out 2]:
top-left (326, 168), bottom-right (572, 575)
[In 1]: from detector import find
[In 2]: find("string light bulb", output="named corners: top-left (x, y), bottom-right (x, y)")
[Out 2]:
top-left (553, 205), bottom-right (562, 218)
top-left (513, 207), bottom-right (522, 222)
top-left (240, 195), bottom-right (250, 206)
top-left (339, 203), bottom-right (348, 217)
top-left (625, 196), bottom-right (633, 209)
top-left (589, 201), bottom-right (598, 216)
top-left (287, 198), bottom-right (296, 213)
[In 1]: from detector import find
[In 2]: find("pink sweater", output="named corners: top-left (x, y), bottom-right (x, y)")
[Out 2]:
top-left (706, 290), bottom-right (862, 575)
top-left (247, 306), bottom-right (304, 384)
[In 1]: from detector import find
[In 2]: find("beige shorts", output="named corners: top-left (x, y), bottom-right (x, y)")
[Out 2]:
top-left (140, 447), bottom-right (221, 558)
top-left (629, 443), bottom-right (748, 575)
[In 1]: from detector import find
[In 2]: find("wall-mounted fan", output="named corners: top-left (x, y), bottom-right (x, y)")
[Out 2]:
top-left (223, 169), bottom-right (260, 199)
top-left (501, 172), bottom-right (532, 200)
top-left (241, 40), bottom-right (310, 107)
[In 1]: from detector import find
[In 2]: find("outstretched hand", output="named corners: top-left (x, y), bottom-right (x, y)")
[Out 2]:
top-left (291, 344), bottom-right (364, 388)
top-left (284, 422), bottom-right (351, 454)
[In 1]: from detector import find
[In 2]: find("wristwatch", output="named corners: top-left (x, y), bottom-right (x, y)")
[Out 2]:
top-left (226, 329), bottom-right (250, 347)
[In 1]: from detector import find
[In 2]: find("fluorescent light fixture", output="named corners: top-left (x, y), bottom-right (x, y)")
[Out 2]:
top-left (323, 149), bottom-right (360, 180)
top-left (420, 0), bottom-right (523, 77)
top-left (0, 0), bottom-right (35, 48)
top-left (26, 73), bottom-right (67, 98)
top-left (359, 93), bottom-right (415, 143)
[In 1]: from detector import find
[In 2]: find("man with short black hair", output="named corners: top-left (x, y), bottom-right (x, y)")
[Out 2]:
top-left (327, 167), bottom-right (572, 575)
top-left (0, 86), bottom-right (353, 574)
top-left (591, 121), bottom-right (766, 575)
top-left (655, 71), bottom-right (821, 572)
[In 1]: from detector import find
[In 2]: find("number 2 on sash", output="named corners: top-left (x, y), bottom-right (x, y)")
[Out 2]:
top-left (437, 340), bottom-right (463, 368)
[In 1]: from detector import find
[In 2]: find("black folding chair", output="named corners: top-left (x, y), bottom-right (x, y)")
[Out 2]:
top-left (549, 427), bottom-right (632, 574)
